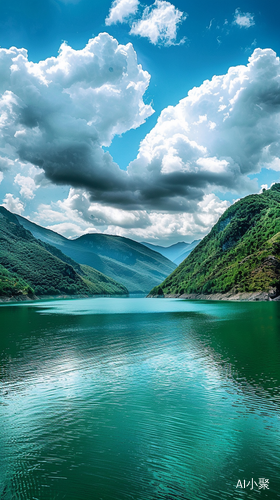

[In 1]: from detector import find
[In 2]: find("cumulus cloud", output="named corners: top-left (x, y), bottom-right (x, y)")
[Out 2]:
top-left (0, 33), bottom-right (153, 200)
top-left (46, 222), bottom-right (87, 238)
top-left (233, 8), bottom-right (255, 28)
top-left (106, 0), bottom-right (139, 25)
top-left (102, 193), bottom-right (229, 242)
top-left (58, 188), bottom-right (151, 228)
top-left (264, 157), bottom-right (280, 171)
top-left (2, 193), bottom-right (24, 215)
top-left (124, 47), bottom-right (280, 210)
top-left (14, 173), bottom-right (38, 199)
top-left (2, 40), bottom-right (280, 240)
top-left (33, 204), bottom-right (69, 224)
top-left (0, 156), bottom-right (14, 171)
top-left (259, 184), bottom-right (268, 193)
top-left (130, 0), bottom-right (186, 46)
top-left (33, 188), bottom-right (229, 243)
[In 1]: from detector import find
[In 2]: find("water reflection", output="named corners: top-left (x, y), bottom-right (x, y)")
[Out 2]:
top-left (0, 298), bottom-right (279, 499)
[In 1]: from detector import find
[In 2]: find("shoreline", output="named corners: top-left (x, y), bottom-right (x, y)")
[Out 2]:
top-left (2, 291), bottom-right (280, 303)
top-left (0, 292), bottom-right (129, 304)
top-left (148, 290), bottom-right (280, 302)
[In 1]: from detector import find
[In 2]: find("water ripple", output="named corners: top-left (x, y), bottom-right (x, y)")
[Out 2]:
top-left (0, 298), bottom-right (280, 499)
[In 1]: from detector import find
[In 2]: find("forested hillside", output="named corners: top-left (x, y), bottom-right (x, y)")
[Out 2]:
top-left (0, 207), bottom-right (128, 299)
top-left (150, 184), bottom-right (280, 298)
top-left (16, 215), bottom-right (176, 294)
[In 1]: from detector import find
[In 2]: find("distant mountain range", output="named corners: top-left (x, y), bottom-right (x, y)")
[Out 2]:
top-left (15, 214), bottom-right (176, 294)
top-left (141, 240), bottom-right (200, 265)
top-left (150, 184), bottom-right (280, 300)
top-left (0, 207), bottom-right (128, 299)
top-left (5, 182), bottom-right (280, 302)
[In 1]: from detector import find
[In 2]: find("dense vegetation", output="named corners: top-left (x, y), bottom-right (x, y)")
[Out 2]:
top-left (16, 216), bottom-right (176, 294)
top-left (0, 264), bottom-right (33, 297)
top-left (150, 184), bottom-right (280, 297)
top-left (0, 207), bottom-right (128, 298)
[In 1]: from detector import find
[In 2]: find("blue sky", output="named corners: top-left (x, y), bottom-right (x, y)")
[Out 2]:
top-left (0, 0), bottom-right (280, 244)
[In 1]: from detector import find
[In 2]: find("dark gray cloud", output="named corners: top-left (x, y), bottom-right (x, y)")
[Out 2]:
top-left (1, 41), bottom-right (280, 217)
top-left (0, 33), bottom-right (153, 203)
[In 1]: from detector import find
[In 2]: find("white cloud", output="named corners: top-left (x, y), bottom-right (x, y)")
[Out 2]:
top-left (259, 184), bottom-right (268, 193)
top-left (233, 8), bottom-right (255, 28)
top-left (207, 19), bottom-right (214, 30)
top-left (196, 157), bottom-right (228, 173)
top-left (263, 157), bottom-right (280, 171)
top-left (2, 194), bottom-right (24, 215)
top-left (14, 174), bottom-right (38, 199)
top-left (0, 172), bottom-right (3, 184)
top-left (106, 0), bottom-right (139, 25)
top-left (0, 156), bottom-right (14, 171)
top-left (0, 34), bottom-right (153, 197)
top-left (34, 204), bottom-right (69, 224)
top-left (33, 188), bottom-right (229, 244)
top-left (46, 222), bottom-right (87, 238)
top-left (56, 188), bottom-right (151, 229)
top-left (125, 47), bottom-right (280, 212)
top-left (108, 193), bottom-right (229, 242)
top-left (2, 40), bottom-right (280, 242)
top-left (130, 0), bottom-right (186, 46)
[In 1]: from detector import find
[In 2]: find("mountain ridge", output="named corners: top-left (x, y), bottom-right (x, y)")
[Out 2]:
top-left (15, 214), bottom-right (176, 294)
top-left (149, 184), bottom-right (280, 301)
top-left (141, 240), bottom-right (200, 264)
top-left (0, 207), bottom-right (128, 299)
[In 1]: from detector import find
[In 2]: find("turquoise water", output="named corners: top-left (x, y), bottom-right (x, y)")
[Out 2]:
top-left (0, 297), bottom-right (280, 499)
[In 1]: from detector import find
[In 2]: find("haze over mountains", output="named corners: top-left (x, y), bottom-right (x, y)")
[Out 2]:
top-left (150, 184), bottom-right (280, 300)
top-left (142, 241), bottom-right (200, 265)
top-left (15, 214), bottom-right (176, 295)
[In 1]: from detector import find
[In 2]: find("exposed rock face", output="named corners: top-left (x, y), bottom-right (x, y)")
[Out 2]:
top-left (148, 289), bottom-right (279, 301)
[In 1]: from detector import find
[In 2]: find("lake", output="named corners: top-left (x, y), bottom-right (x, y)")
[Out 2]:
top-left (0, 297), bottom-right (280, 499)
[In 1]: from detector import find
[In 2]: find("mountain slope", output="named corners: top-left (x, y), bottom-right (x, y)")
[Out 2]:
top-left (0, 207), bottom-right (128, 298)
top-left (173, 240), bottom-right (201, 265)
top-left (141, 241), bottom-right (189, 261)
top-left (15, 216), bottom-right (176, 294)
top-left (149, 184), bottom-right (280, 299)
top-left (142, 240), bottom-right (200, 265)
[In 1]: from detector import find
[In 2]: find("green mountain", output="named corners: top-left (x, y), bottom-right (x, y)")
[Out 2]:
top-left (15, 215), bottom-right (176, 294)
top-left (150, 184), bottom-right (280, 299)
top-left (0, 207), bottom-right (128, 299)
top-left (141, 240), bottom-right (200, 264)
